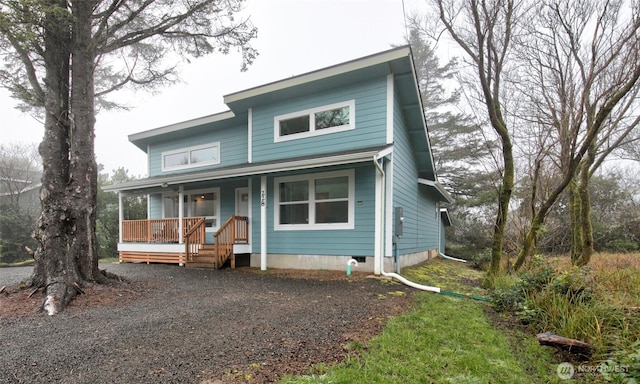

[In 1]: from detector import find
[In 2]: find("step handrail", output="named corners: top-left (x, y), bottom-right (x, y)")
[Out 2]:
top-left (184, 217), bottom-right (206, 262)
top-left (213, 215), bottom-right (248, 268)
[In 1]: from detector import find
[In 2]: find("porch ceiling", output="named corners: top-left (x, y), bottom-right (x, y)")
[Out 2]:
top-left (103, 144), bottom-right (393, 193)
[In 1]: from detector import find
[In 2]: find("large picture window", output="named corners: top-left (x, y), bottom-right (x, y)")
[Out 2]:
top-left (275, 169), bottom-right (354, 230)
top-left (163, 188), bottom-right (220, 231)
top-left (274, 100), bottom-right (355, 142)
top-left (162, 142), bottom-right (220, 171)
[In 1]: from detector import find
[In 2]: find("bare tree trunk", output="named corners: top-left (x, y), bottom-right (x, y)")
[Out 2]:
top-left (514, 161), bottom-right (579, 270)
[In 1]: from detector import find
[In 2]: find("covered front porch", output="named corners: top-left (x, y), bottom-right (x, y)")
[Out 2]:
top-left (118, 215), bottom-right (250, 268)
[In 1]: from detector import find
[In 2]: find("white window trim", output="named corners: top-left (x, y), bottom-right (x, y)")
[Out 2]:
top-left (161, 142), bottom-right (220, 172)
top-left (162, 187), bottom-right (221, 232)
top-left (274, 100), bottom-right (356, 142)
top-left (274, 169), bottom-right (355, 231)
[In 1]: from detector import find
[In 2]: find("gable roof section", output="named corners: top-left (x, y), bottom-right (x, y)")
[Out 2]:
top-left (222, 45), bottom-right (436, 181)
top-left (418, 178), bottom-right (454, 204)
top-left (224, 46), bottom-right (414, 111)
top-left (128, 110), bottom-right (238, 151)
top-left (122, 46), bottom-right (439, 183)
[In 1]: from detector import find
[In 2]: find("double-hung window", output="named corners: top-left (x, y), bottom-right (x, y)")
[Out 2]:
top-left (274, 100), bottom-right (355, 142)
top-left (275, 169), bottom-right (354, 230)
top-left (162, 142), bottom-right (220, 171)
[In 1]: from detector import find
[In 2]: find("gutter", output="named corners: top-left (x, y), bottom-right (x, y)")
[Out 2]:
top-left (373, 155), bottom-right (489, 301)
top-left (372, 155), bottom-right (440, 293)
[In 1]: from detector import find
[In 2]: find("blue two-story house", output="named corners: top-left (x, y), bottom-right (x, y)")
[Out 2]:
top-left (104, 46), bottom-right (453, 274)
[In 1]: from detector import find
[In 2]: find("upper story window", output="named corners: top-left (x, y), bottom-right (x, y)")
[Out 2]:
top-left (274, 100), bottom-right (355, 142)
top-left (162, 142), bottom-right (220, 171)
top-left (274, 169), bottom-right (355, 230)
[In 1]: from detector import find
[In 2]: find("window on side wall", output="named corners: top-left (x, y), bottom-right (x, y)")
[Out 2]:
top-left (274, 169), bottom-right (354, 230)
top-left (162, 142), bottom-right (220, 172)
top-left (274, 100), bottom-right (355, 142)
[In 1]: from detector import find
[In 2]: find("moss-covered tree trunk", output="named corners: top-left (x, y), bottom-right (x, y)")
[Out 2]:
top-left (568, 179), bottom-right (583, 264)
top-left (489, 137), bottom-right (514, 276)
top-left (574, 144), bottom-right (596, 267)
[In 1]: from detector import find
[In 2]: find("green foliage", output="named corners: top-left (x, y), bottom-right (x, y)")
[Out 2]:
top-left (0, 204), bottom-right (37, 263)
top-left (402, 20), bottom-right (497, 258)
top-left (281, 260), bottom-right (560, 383)
top-left (550, 267), bottom-right (594, 302)
top-left (96, 167), bottom-right (147, 259)
top-left (604, 341), bottom-right (640, 382)
top-left (489, 256), bottom-right (562, 323)
top-left (283, 293), bottom-right (556, 384)
top-left (490, 254), bottom-right (640, 368)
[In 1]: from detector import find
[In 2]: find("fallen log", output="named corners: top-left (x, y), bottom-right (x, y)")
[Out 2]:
top-left (536, 331), bottom-right (595, 358)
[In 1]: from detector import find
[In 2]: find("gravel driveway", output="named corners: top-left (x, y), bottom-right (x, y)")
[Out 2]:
top-left (0, 263), bottom-right (411, 384)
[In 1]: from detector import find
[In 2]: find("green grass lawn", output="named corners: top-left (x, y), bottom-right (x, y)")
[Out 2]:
top-left (282, 259), bottom-right (563, 384)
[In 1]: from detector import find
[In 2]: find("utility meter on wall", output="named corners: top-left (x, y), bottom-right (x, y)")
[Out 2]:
top-left (395, 207), bottom-right (404, 238)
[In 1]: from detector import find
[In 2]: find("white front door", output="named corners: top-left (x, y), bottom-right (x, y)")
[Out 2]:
top-left (235, 187), bottom-right (249, 217)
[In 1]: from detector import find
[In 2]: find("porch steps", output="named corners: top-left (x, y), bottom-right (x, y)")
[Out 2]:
top-left (185, 245), bottom-right (235, 269)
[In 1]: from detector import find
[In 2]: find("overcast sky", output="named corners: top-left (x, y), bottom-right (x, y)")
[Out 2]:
top-left (0, 0), bottom-right (428, 177)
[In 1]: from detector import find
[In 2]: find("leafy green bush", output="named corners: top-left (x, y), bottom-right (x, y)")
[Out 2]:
top-left (604, 239), bottom-right (639, 253)
top-left (551, 266), bottom-right (594, 302)
top-left (604, 341), bottom-right (640, 382)
top-left (489, 256), bottom-right (556, 317)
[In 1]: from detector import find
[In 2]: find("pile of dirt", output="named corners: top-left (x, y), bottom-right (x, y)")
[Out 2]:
top-left (0, 264), bottom-right (413, 383)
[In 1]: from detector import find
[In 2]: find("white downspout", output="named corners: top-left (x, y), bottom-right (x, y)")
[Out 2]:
top-left (373, 155), bottom-right (441, 293)
top-left (437, 205), bottom-right (467, 263)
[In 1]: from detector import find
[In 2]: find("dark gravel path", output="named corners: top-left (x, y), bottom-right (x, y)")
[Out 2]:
top-left (0, 263), bottom-right (412, 384)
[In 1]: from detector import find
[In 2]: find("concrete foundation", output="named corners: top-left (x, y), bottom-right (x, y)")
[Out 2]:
top-left (250, 249), bottom-right (436, 274)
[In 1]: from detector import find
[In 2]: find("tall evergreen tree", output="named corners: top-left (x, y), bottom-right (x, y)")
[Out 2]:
top-left (0, 0), bottom-right (256, 314)
top-left (403, 21), bottom-right (496, 258)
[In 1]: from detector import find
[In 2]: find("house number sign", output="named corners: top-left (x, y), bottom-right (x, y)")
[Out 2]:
top-left (260, 190), bottom-right (266, 207)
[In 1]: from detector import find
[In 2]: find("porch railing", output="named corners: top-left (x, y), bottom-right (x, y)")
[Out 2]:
top-left (213, 215), bottom-right (249, 268)
top-left (184, 215), bottom-right (249, 265)
top-left (184, 217), bottom-right (206, 262)
top-left (121, 217), bottom-right (205, 243)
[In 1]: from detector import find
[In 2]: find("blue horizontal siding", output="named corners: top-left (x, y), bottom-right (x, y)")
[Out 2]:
top-left (251, 165), bottom-right (376, 256)
top-left (392, 96), bottom-right (439, 254)
top-left (251, 78), bottom-right (387, 163)
top-left (148, 120), bottom-right (248, 177)
top-left (149, 194), bottom-right (162, 219)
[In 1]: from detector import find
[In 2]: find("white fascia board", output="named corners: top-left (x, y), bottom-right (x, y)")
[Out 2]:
top-left (128, 110), bottom-right (235, 142)
top-left (104, 146), bottom-right (393, 192)
top-left (418, 178), bottom-right (454, 204)
top-left (224, 47), bottom-right (412, 105)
